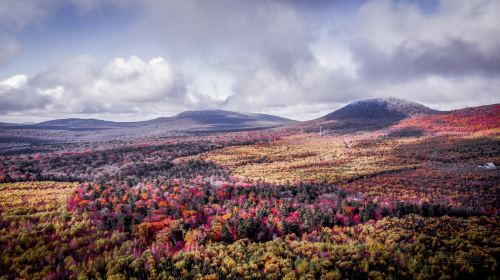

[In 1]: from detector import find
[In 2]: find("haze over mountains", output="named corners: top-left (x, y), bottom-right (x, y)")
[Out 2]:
top-left (0, 97), bottom-right (498, 155)
top-left (3, 97), bottom-right (433, 128)
top-left (1, 97), bottom-right (498, 136)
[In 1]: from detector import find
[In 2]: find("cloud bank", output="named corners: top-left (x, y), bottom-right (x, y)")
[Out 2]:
top-left (0, 0), bottom-right (499, 121)
top-left (0, 55), bottom-right (215, 120)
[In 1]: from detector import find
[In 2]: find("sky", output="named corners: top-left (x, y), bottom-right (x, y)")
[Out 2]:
top-left (0, 0), bottom-right (499, 123)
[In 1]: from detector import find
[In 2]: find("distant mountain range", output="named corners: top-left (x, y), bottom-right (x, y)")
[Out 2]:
top-left (35, 118), bottom-right (123, 128)
top-left (2, 98), bottom-right (497, 134)
top-left (22, 110), bottom-right (295, 132)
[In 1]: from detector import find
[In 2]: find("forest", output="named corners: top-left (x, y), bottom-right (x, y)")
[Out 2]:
top-left (0, 107), bottom-right (498, 279)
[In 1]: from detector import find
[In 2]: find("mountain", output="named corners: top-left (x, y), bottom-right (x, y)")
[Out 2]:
top-left (145, 110), bottom-right (294, 132)
top-left (173, 110), bottom-right (291, 126)
top-left (323, 97), bottom-right (438, 120)
top-left (26, 110), bottom-right (294, 132)
top-left (0, 122), bottom-right (16, 127)
top-left (35, 118), bottom-right (123, 128)
top-left (290, 97), bottom-right (440, 133)
top-left (175, 110), bottom-right (290, 125)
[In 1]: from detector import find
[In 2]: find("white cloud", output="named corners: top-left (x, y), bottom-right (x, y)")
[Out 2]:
top-left (0, 55), bottom-right (205, 118)
top-left (95, 56), bottom-right (178, 103)
top-left (0, 74), bottom-right (27, 89)
top-left (311, 40), bottom-right (359, 78)
top-left (374, 75), bottom-right (500, 110)
top-left (0, 73), bottom-right (52, 113)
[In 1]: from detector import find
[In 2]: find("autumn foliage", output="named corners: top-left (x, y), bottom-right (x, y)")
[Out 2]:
top-left (0, 107), bottom-right (498, 279)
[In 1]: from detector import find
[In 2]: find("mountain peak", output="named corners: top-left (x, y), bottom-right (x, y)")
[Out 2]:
top-left (323, 97), bottom-right (437, 120)
top-left (35, 118), bottom-right (119, 127)
top-left (175, 109), bottom-right (243, 119)
top-left (172, 109), bottom-right (293, 127)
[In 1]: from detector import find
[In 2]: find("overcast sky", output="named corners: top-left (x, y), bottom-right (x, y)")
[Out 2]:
top-left (0, 0), bottom-right (499, 122)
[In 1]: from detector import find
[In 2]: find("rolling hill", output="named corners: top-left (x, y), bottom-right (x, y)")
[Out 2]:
top-left (28, 110), bottom-right (294, 132)
top-left (394, 103), bottom-right (500, 135)
top-left (35, 118), bottom-right (124, 128)
top-left (323, 97), bottom-right (438, 120)
top-left (290, 97), bottom-right (440, 133)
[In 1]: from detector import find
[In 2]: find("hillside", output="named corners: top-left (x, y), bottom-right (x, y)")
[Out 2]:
top-left (393, 103), bottom-right (500, 135)
top-left (0, 122), bottom-right (16, 127)
top-left (149, 110), bottom-right (293, 132)
top-left (323, 97), bottom-right (438, 120)
top-left (290, 97), bottom-right (440, 133)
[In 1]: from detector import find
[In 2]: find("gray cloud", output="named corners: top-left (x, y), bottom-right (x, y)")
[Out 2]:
top-left (0, 0), bottom-right (135, 29)
top-left (142, 0), bottom-right (500, 118)
top-left (1, 0), bottom-right (499, 121)
top-left (137, 0), bottom-right (316, 73)
top-left (0, 34), bottom-right (18, 65)
top-left (0, 0), bottom-right (53, 29)
top-left (0, 87), bottom-right (52, 113)
top-left (354, 38), bottom-right (500, 82)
